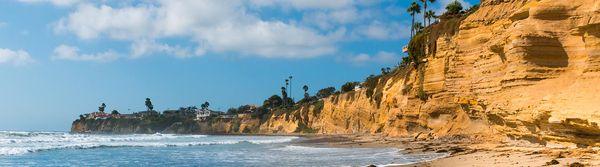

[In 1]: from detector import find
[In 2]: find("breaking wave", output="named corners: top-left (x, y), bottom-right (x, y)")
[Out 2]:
top-left (0, 131), bottom-right (298, 156)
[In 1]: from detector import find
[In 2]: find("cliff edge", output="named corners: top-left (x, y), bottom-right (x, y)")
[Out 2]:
top-left (73, 0), bottom-right (600, 147)
top-left (259, 0), bottom-right (600, 146)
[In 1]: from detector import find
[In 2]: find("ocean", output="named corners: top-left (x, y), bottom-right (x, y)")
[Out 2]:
top-left (0, 131), bottom-right (445, 166)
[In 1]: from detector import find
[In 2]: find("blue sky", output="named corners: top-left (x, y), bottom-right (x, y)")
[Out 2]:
top-left (0, 0), bottom-right (477, 131)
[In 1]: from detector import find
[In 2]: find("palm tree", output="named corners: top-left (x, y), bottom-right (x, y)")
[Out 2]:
top-left (285, 79), bottom-right (289, 98)
top-left (145, 98), bottom-right (153, 111)
top-left (99, 103), bottom-right (106, 113)
top-left (288, 76), bottom-right (293, 101)
top-left (281, 86), bottom-right (288, 106)
top-left (413, 22), bottom-right (424, 33)
top-left (303, 85), bottom-right (309, 99)
top-left (407, 1), bottom-right (421, 38)
top-left (201, 101), bottom-right (210, 110)
top-left (420, 0), bottom-right (436, 26)
top-left (425, 10), bottom-right (436, 26)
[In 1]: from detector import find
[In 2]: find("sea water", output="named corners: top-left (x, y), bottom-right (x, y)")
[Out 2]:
top-left (0, 131), bottom-right (445, 166)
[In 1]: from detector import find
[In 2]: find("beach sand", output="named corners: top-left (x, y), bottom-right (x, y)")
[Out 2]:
top-left (295, 134), bottom-right (600, 167)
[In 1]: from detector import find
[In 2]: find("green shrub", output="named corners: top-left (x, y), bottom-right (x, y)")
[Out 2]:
top-left (312, 100), bottom-right (324, 117)
top-left (417, 89), bottom-right (428, 101)
top-left (445, 0), bottom-right (463, 15)
top-left (341, 82), bottom-right (360, 93)
top-left (363, 75), bottom-right (381, 98)
top-left (465, 4), bottom-right (479, 15)
top-left (402, 84), bottom-right (413, 94)
top-left (262, 95), bottom-right (283, 109)
top-left (316, 87), bottom-right (336, 99)
top-left (408, 32), bottom-right (428, 65)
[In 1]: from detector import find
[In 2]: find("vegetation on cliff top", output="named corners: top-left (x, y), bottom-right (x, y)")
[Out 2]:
top-left (74, 0), bottom-right (482, 134)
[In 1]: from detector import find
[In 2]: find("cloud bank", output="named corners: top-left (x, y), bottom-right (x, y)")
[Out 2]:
top-left (52, 44), bottom-right (118, 62)
top-left (49, 0), bottom-right (409, 60)
top-left (0, 48), bottom-right (35, 66)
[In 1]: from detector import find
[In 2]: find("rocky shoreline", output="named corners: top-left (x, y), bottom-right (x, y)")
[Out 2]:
top-left (294, 135), bottom-right (600, 167)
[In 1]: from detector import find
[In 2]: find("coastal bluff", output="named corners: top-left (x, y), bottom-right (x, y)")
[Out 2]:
top-left (73, 0), bottom-right (600, 147)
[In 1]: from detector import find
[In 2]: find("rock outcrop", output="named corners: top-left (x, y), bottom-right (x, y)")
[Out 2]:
top-left (260, 0), bottom-right (600, 146)
top-left (71, 118), bottom-right (261, 134)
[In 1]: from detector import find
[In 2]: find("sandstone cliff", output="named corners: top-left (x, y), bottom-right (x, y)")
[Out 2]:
top-left (72, 0), bottom-right (599, 147)
top-left (259, 0), bottom-right (600, 147)
top-left (71, 117), bottom-right (261, 134)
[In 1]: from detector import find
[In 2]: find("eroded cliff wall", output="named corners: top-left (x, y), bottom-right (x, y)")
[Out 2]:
top-left (260, 0), bottom-right (600, 146)
top-left (71, 118), bottom-right (261, 134)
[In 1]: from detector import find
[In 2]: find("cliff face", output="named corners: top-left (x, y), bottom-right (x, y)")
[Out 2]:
top-left (72, 0), bottom-right (599, 146)
top-left (71, 118), bottom-right (261, 134)
top-left (260, 0), bottom-right (600, 146)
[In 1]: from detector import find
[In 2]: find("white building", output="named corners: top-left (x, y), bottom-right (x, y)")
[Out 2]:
top-left (354, 84), bottom-right (363, 91)
top-left (195, 109), bottom-right (211, 121)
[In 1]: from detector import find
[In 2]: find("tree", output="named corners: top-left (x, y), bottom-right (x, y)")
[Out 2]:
top-left (281, 86), bottom-right (288, 100)
top-left (445, 0), bottom-right (463, 15)
top-left (145, 98), bottom-right (154, 111)
top-left (413, 22), bottom-right (424, 33)
top-left (111, 110), bottom-right (120, 115)
top-left (201, 101), bottom-right (210, 110)
top-left (263, 95), bottom-right (283, 109)
top-left (303, 85), bottom-right (309, 99)
top-left (341, 82), bottom-right (360, 93)
top-left (420, 0), bottom-right (436, 26)
top-left (98, 103), bottom-right (106, 113)
top-left (226, 108), bottom-right (238, 115)
top-left (79, 114), bottom-right (85, 120)
top-left (407, 1), bottom-right (421, 38)
top-left (380, 67), bottom-right (392, 75)
top-left (285, 79), bottom-right (289, 100)
top-left (288, 76), bottom-right (293, 101)
top-left (316, 87), bottom-right (336, 99)
top-left (425, 10), bottom-right (436, 26)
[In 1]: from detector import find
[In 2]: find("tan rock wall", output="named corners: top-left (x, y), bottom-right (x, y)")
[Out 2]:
top-left (260, 0), bottom-right (600, 146)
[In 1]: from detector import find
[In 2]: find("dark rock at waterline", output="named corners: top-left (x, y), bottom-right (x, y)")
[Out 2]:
top-left (569, 162), bottom-right (584, 167)
top-left (546, 159), bottom-right (559, 165)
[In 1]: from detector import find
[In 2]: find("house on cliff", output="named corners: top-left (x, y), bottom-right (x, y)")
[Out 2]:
top-left (84, 112), bottom-right (111, 119)
top-left (195, 108), bottom-right (212, 121)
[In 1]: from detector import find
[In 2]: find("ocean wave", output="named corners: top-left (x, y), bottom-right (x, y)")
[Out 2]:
top-left (0, 132), bottom-right (208, 144)
top-left (273, 145), bottom-right (344, 152)
top-left (0, 132), bottom-right (298, 156)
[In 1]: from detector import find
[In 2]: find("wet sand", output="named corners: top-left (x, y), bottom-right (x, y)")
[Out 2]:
top-left (293, 134), bottom-right (600, 167)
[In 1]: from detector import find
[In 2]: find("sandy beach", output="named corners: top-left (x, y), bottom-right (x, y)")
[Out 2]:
top-left (295, 134), bottom-right (600, 167)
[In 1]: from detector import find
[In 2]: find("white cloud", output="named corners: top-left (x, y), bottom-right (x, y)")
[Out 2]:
top-left (52, 44), bottom-right (118, 62)
top-left (55, 1), bottom-right (339, 58)
top-left (17, 0), bottom-right (80, 6)
top-left (0, 48), bottom-right (35, 66)
top-left (249, 0), bottom-right (354, 10)
top-left (54, 4), bottom-right (155, 40)
top-left (354, 21), bottom-right (410, 40)
top-left (348, 51), bottom-right (399, 65)
top-left (302, 8), bottom-right (362, 30)
top-left (131, 40), bottom-right (193, 59)
top-left (0, 22), bottom-right (7, 28)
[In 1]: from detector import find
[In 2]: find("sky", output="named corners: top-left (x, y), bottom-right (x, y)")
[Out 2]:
top-left (0, 0), bottom-right (477, 131)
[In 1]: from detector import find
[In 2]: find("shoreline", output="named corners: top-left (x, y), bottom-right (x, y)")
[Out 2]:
top-left (292, 134), bottom-right (600, 167)
top-left (36, 131), bottom-right (600, 166)
top-left (6, 131), bottom-right (600, 166)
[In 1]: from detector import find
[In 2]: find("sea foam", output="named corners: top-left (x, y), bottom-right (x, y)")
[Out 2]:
top-left (0, 131), bottom-right (297, 156)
